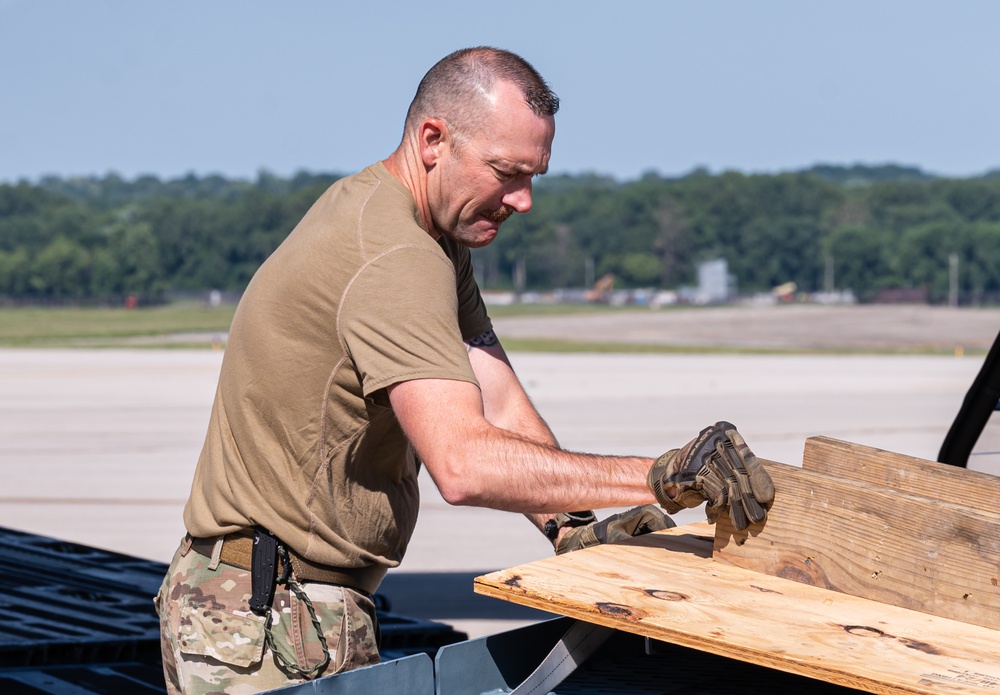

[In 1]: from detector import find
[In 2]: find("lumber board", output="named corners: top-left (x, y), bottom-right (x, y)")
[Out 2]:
top-left (802, 436), bottom-right (1000, 512)
top-left (712, 459), bottom-right (1000, 630)
top-left (475, 524), bottom-right (1000, 695)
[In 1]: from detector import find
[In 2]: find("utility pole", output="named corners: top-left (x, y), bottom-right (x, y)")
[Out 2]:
top-left (514, 257), bottom-right (526, 297)
top-left (949, 253), bottom-right (959, 308)
top-left (823, 253), bottom-right (835, 293)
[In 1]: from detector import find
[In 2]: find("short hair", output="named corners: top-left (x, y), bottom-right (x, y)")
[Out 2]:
top-left (404, 47), bottom-right (559, 143)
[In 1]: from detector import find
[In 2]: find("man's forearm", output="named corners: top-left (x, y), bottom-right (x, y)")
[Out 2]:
top-left (423, 416), bottom-right (656, 513)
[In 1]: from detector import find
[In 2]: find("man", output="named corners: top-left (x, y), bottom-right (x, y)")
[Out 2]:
top-left (156, 46), bottom-right (773, 693)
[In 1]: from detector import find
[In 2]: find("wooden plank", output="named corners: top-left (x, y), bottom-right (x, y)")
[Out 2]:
top-left (475, 524), bottom-right (1000, 695)
top-left (802, 435), bottom-right (1000, 512)
top-left (712, 459), bottom-right (1000, 630)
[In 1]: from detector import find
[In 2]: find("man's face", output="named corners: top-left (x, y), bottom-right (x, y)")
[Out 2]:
top-left (427, 81), bottom-right (555, 248)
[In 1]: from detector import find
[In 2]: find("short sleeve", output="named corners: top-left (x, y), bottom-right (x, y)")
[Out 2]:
top-left (339, 245), bottom-right (480, 396)
top-left (440, 237), bottom-right (493, 341)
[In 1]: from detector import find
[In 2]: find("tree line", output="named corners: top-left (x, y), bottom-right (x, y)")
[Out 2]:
top-left (1, 164), bottom-right (999, 305)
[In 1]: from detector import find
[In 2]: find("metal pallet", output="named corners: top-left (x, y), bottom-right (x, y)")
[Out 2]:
top-left (0, 527), bottom-right (164, 669)
top-left (0, 662), bottom-right (167, 694)
top-left (0, 527), bottom-right (466, 693)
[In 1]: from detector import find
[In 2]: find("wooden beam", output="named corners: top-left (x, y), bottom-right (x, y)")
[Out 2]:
top-left (802, 435), bottom-right (1000, 511)
top-left (712, 459), bottom-right (1000, 630)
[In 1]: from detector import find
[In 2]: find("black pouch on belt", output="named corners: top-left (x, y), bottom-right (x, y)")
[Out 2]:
top-left (249, 527), bottom-right (279, 616)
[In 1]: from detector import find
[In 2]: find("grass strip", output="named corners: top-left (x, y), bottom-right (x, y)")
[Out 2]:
top-left (0, 303), bottom-right (236, 346)
top-left (0, 303), bottom-right (985, 356)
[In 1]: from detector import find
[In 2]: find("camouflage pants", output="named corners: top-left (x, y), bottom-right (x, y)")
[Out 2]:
top-left (155, 537), bottom-right (380, 695)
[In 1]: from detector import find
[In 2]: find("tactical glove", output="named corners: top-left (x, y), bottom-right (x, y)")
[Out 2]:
top-left (554, 505), bottom-right (675, 555)
top-left (648, 421), bottom-right (774, 530)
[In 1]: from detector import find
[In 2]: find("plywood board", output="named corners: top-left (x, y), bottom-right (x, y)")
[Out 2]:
top-left (802, 436), bottom-right (1000, 511)
top-left (712, 459), bottom-right (1000, 630)
top-left (475, 524), bottom-right (1000, 695)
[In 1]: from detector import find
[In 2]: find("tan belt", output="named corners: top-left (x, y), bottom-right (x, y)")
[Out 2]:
top-left (187, 530), bottom-right (385, 595)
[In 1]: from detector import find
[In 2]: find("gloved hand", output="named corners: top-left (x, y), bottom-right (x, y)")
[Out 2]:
top-left (647, 421), bottom-right (774, 530)
top-left (554, 505), bottom-right (675, 555)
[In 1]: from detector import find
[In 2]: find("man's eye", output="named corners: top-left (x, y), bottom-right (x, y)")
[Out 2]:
top-left (494, 169), bottom-right (514, 181)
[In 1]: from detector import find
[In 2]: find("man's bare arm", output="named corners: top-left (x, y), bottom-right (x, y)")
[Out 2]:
top-left (465, 338), bottom-right (558, 447)
top-left (387, 365), bottom-right (655, 514)
top-left (465, 338), bottom-right (571, 535)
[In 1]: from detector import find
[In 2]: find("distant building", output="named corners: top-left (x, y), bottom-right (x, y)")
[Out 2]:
top-left (699, 258), bottom-right (730, 302)
top-left (679, 257), bottom-right (733, 304)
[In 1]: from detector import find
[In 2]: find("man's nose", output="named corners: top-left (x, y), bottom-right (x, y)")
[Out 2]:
top-left (503, 178), bottom-right (533, 214)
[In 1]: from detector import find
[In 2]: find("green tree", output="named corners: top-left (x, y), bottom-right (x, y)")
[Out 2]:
top-left (2, 167), bottom-right (1000, 304)
top-left (103, 222), bottom-right (164, 299)
top-left (823, 226), bottom-right (892, 301)
top-left (736, 217), bottom-right (823, 293)
top-left (611, 252), bottom-right (661, 286)
top-left (652, 199), bottom-right (694, 288)
top-left (960, 222), bottom-right (1000, 302)
top-left (894, 222), bottom-right (963, 303)
top-left (30, 237), bottom-right (91, 298)
top-left (0, 248), bottom-right (31, 295)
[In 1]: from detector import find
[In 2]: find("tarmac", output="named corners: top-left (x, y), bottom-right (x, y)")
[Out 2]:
top-left (1, 304), bottom-right (998, 640)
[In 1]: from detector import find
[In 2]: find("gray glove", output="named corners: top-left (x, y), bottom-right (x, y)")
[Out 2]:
top-left (554, 505), bottom-right (675, 555)
top-left (647, 421), bottom-right (774, 530)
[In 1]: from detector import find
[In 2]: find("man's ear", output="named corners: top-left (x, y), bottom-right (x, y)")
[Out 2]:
top-left (418, 118), bottom-right (448, 168)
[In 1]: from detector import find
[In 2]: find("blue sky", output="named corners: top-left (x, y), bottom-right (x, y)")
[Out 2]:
top-left (1, 1), bottom-right (998, 183)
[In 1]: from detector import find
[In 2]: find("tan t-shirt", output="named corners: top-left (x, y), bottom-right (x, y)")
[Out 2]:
top-left (183, 162), bottom-right (492, 588)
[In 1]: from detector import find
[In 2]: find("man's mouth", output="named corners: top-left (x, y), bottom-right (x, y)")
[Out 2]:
top-left (482, 206), bottom-right (513, 225)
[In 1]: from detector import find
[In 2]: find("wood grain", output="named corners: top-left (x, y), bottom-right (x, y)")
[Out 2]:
top-left (712, 459), bottom-right (1000, 631)
top-left (803, 436), bottom-right (1000, 511)
top-left (475, 524), bottom-right (1000, 695)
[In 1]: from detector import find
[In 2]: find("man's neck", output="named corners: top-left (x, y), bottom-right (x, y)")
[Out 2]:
top-left (383, 147), bottom-right (438, 240)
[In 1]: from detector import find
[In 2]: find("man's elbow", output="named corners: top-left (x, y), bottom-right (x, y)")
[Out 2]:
top-left (438, 484), bottom-right (479, 507)
top-left (427, 456), bottom-right (486, 507)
